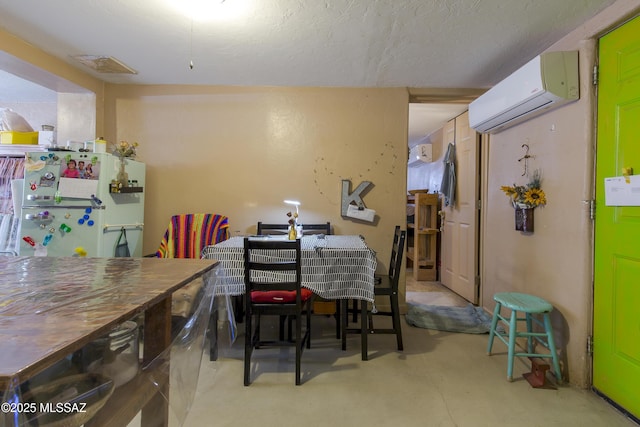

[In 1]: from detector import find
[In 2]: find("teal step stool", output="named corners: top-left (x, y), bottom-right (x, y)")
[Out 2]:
top-left (487, 292), bottom-right (562, 382)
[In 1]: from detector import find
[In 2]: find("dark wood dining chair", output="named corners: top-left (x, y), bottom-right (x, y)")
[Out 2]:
top-left (243, 237), bottom-right (312, 386)
top-left (256, 221), bottom-right (332, 339)
top-left (341, 226), bottom-right (406, 354)
top-left (256, 222), bottom-right (331, 236)
top-left (256, 222), bottom-right (289, 235)
top-left (301, 222), bottom-right (331, 235)
top-left (151, 213), bottom-right (230, 360)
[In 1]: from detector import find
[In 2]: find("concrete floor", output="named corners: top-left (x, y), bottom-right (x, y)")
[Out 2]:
top-left (167, 279), bottom-right (636, 427)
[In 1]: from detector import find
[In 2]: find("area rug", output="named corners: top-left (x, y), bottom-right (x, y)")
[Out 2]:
top-left (406, 302), bottom-right (502, 334)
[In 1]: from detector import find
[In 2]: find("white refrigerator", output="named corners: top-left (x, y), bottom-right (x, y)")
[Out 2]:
top-left (19, 151), bottom-right (145, 257)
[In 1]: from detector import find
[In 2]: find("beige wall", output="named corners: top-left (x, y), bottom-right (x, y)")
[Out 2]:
top-left (104, 85), bottom-right (408, 281)
top-left (481, 0), bottom-right (640, 388)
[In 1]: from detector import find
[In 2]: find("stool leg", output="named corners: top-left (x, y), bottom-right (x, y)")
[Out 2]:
top-left (525, 313), bottom-right (533, 353)
top-left (507, 310), bottom-right (518, 381)
top-left (543, 313), bottom-right (562, 383)
top-left (487, 302), bottom-right (501, 354)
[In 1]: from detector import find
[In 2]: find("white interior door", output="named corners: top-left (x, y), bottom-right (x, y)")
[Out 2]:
top-left (440, 111), bottom-right (480, 303)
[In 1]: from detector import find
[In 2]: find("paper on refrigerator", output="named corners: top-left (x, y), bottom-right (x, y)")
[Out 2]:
top-left (58, 177), bottom-right (99, 199)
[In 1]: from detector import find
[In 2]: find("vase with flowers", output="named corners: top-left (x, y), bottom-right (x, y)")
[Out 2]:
top-left (284, 200), bottom-right (302, 239)
top-left (112, 141), bottom-right (139, 187)
top-left (286, 211), bottom-right (299, 240)
top-left (500, 169), bottom-right (547, 232)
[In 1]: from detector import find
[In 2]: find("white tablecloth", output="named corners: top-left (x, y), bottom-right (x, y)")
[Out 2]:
top-left (201, 235), bottom-right (377, 302)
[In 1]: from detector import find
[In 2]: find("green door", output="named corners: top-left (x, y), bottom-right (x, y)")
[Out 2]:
top-left (594, 15), bottom-right (640, 420)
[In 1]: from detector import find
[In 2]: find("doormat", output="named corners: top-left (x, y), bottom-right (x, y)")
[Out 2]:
top-left (406, 302), bottom-right (503, 334)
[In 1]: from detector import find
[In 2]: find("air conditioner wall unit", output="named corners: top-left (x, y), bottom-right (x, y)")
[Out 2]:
top-left (469, 51), bottom-right (579, 134)
top-left (408, 144), bottom-right (432, 167)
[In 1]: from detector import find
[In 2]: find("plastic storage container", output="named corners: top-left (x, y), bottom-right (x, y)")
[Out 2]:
top-left (0, 131), bottom-right (39, 145)
top-left (94, 137), bottom-right (107, 153)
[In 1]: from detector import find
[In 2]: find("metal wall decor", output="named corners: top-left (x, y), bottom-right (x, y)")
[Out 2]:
top-left (341, 179), bottom-right (376, 222)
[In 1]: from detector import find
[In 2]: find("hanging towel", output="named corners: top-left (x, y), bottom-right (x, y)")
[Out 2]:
top-left (156, 213), bottom-right (230, 258)
top-left (440, 142), bottom-right (456, 207)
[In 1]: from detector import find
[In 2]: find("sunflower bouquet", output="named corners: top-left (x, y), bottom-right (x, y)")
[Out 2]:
top-left (500, 169), bottom-right (547, 209)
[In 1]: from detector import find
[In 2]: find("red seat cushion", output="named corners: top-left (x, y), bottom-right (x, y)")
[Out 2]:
top-left (250, 288), bottom-right (313, 303)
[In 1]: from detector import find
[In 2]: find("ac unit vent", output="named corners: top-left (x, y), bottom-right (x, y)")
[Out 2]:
top-left (408, 144), bottom-right (432, 167)
top-left (469, 51), bottom-right (579, 134)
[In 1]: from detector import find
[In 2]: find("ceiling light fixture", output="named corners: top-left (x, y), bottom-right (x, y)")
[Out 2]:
top-left (71, 55), bottom-right (137, 74)
top-left (166, 0), bottom-right (249, 22)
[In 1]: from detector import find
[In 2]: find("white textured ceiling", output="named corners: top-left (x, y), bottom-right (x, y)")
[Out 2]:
top-left (0, 0), bottom-right (616, 87)
top-left (0, 0), bottom-right (617, 141)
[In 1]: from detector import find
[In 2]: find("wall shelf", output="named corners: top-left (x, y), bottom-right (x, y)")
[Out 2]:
top-left (406, 193), bottom-right (439, 281)
top-left (109, 185), bottom-right (143, 194)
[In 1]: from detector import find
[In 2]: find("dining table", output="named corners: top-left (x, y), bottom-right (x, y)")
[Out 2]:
top-left (0, 256), bottom-right (219, 427)
top-left (202, 234), bottom-right (378, 360)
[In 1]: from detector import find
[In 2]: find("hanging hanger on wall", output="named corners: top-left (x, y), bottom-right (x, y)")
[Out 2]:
top-left (518, 143), bottom-right (532, 176)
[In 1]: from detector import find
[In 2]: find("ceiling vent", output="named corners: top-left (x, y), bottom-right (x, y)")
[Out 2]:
top-left (71, 55), bottom-right (137, 74)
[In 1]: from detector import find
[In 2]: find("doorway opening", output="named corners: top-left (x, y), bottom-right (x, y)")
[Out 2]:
top-left (406, 90), bottom-right (483, 307)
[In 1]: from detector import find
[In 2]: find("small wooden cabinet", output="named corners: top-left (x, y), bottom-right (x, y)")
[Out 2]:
top-left (406, 192), bottom-right (439, 281)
